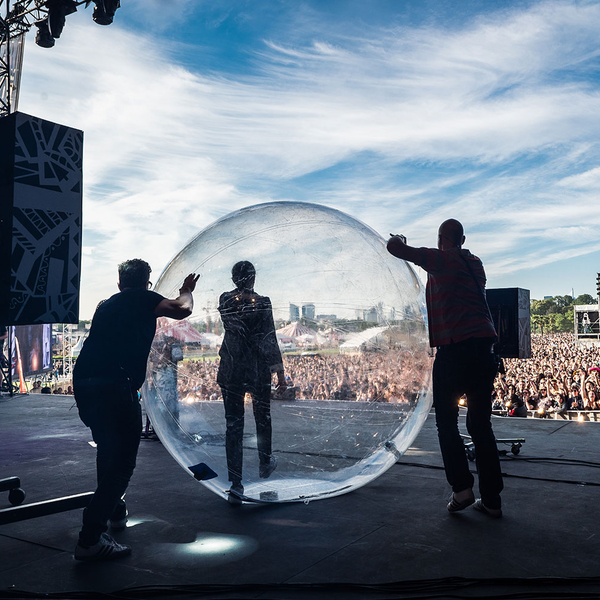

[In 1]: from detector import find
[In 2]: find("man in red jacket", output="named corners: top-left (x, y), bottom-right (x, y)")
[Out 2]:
top-left (387, 219), bottom-right (503, 518)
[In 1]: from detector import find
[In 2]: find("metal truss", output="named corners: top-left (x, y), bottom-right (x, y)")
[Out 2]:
top-left (61, 323), bottom-right (77, 380)
top-left (0, 1), bottom-right (49, 117)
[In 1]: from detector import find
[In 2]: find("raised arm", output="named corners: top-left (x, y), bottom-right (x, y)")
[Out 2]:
top-left (386, 235), bottom-right (423, 265)
top-left (155, 273), bottom-right (199, 320)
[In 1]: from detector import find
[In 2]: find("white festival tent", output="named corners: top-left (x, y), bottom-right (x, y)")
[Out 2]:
top-left (276, 321), bottom-right (316, 338)
top-left (71, 334), bottom-right (86, 358)
top-left (276, 321), bottom-right (319, 349)
top-left (157, 318), bottom-right (216, 347)
top-left (339, 326), bottom-right (390, 352)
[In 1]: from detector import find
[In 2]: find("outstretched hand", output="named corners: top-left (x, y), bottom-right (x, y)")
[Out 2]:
top-left (181, 273), bottom-right (200, 293)
top-left (276, 371), bottom-right (287, 392)
top-left (389, 233), bottom-right (407, 244)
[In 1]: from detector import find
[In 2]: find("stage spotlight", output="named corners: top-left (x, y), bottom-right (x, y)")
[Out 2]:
top-left (185, 536), bottom-right (243, 556)
top-left (34, 19), bottom-right (55, 48)
top-left (92, 0), bottom-right (120, 25)
top-left (47, 0), bottom-right (77, 39)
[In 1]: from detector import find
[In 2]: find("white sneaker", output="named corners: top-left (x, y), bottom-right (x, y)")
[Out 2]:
top-left (473, 499), bottom-right (503, 518)
top-left (74, 533), bottom-right (132, 561)
top-left (447, 489), bottom-right (475, 513)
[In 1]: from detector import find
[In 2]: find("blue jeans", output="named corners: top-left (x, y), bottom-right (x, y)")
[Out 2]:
top-left (74, 381), bottom-right (141, 546)
top-left (433, 338), bottom-right (503, 509)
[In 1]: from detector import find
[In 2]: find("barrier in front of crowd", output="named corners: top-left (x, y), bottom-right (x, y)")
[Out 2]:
top-left (493, 410), bottom-right (600, 422)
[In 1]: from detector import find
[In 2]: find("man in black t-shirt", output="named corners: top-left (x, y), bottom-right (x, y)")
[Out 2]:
top-left (73, 259), bottom-right (198, 561)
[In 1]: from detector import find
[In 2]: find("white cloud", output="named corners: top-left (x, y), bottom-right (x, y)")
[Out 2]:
top-left (16, 0), bottom-right (600, 315)
top-left (557, 166), bottom-right (600, 188)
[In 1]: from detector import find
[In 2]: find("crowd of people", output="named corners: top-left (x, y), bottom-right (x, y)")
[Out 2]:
top-left (21, 333), bottom-right (600, 416)
top-left (176, 347), bottom-right (431, 406)
top-left (281, 350), bottom-right (429, 403)
top-left (493, 333), bottom-right (600, 415)
top-left (173, 333), bottom-right (600, 417)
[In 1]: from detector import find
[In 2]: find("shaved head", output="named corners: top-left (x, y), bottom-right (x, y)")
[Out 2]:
top-left (438, 219), bottom-right (465, 250)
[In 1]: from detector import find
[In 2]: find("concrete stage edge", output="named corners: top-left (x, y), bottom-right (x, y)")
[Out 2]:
top-left (1, 393), bottom-right (599, 599)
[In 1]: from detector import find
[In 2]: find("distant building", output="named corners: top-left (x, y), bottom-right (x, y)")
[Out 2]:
top-left (363, 307), bottom-right (378, 323)
top-left (302, 303), bottom-right (315, 320)
top-left (317, 314), bottom-right (337, 322)
top-left (289, 304), bottom-right (300, 321)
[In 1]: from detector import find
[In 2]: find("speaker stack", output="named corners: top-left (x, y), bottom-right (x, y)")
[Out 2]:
top-left (487, 288), bottom-right (531, 359)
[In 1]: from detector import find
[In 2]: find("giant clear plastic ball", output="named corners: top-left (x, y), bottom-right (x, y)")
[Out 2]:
top-left (143, 202), bottom-right (432, 503)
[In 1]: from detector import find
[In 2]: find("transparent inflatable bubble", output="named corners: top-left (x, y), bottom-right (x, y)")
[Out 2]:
top-left (143, 202), bottom-right (432, 503)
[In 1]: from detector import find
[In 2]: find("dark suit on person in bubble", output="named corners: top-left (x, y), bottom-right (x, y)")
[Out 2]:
top-left (217, 261), bottom-right (286, 493)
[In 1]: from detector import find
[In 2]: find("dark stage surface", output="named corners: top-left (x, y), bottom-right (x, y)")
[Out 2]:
top-left (1, 393), bottom-right (600, 599)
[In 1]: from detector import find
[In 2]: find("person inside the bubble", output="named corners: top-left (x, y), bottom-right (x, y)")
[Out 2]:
top-left (217, 260), bottom-right (287, 503)
top-left (152, 333), bottom-right (184, 423)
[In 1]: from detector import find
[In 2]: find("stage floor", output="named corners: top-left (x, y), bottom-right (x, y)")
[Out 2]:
top-left (1, 392), bottom-right (599, 599)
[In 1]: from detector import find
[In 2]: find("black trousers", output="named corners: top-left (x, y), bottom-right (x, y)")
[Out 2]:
top-left (432, 338), bottom-right (503, 509)
top-left (74, 381), bottom-right (141, 546)
top-left (220, 384), bottom-right (272, 485)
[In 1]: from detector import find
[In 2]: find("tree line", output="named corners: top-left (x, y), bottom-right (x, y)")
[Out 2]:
top-left (531, 294), bottom-right (597, 334)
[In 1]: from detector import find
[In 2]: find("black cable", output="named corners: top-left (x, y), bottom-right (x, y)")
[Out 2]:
top-left (3, 576), bottom-right (600, 599)
top-left (501, 455), bottom-right (600, 468)
top-left (500, 471), bottom-right (600, 487)
top-left (394, 460), bottom-right (600, 487)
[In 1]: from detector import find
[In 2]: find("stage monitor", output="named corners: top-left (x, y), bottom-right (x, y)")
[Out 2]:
top-left (487, 287), bottom-right (531, 359)
top-left (0, 112), bottom-right (83, 325)
top-left (10, 324), bottom-right (52, 378)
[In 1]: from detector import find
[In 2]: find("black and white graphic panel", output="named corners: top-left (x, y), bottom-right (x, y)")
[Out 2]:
top-left (0, 112), bottom-right (83, 325)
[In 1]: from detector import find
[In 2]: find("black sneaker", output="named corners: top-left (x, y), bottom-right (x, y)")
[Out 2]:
top-left (228, 483), bottom-right (244, 505)
top-left (109, 509), bottom-right (128, 531)
top-left (74, 533), bottom-right (132, 561)
top-left (259, 456), bottom-right (277, 479)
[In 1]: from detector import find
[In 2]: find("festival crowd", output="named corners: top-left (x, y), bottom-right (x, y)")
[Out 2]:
top-left (175, 333), bottom-right (600, 416)
top-left (494, 333), bottom-right (600, 415)
top-left (31, 334), bottom-right (600, 417)
top-left (176, 348), bottom-right (431, 405)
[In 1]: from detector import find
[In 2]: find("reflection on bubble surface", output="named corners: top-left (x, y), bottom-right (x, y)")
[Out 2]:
top-left (143, 202), bottom-right (432, 503)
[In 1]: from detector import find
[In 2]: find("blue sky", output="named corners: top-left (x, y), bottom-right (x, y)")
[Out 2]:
top-left (17, 0), bottom-right (600, 317)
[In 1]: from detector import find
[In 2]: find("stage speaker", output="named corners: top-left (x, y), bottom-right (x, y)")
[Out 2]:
top-left (0, 112), bottom-right (83, 325)
top-left (487, 287), bottom-right (531, 359)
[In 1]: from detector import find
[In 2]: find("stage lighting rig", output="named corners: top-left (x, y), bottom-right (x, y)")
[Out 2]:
top-left (34, 0), bottom-right (77, 48)
top-left (33, 1), bottom-right (120, 49)
top-left (91, 0), bottom-right (119, 25)
top-left (0, 0), bottom-right (121, 118)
